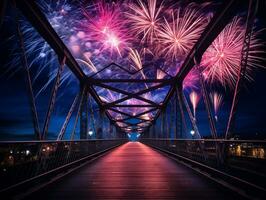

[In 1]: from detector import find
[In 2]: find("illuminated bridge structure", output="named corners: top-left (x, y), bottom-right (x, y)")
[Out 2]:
top-left (0, 0), bottom-right (265, 199)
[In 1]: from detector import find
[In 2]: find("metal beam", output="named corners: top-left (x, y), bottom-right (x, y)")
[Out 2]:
top-left (89, 62), bottom-right (159, 78)
top-left (225, 0), bottom-right (258, 139)
top-left (16, 12), bottom-right (41, 140)
top-left (71, 86), bottom-right (86, 140)
top-left (42, 56), bottom-right (65, 140)
top-left (105, 105), bottom-right (160, 108)
top-left (80, 87), bottom-right (89, 139)
top-left (89, 78), bottom-right (174, 83)
top-left (104, 82), bottom-right (170, 107)
top-left (91, 81), bottom-right (159, 106)
top-left (198, 68), bottom-right (218, 139)
top-left (57, 93), bottom-right (80, 140)
top-left (115, 118), bottom-right (151, 123)
top-left (121, 108), bottom-right (158, 121)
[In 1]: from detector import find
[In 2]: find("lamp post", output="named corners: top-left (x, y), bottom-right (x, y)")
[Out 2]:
top-left (190, 130), bottom-right (195, 139)
top-left (87, 130), bottom-right (93, 139)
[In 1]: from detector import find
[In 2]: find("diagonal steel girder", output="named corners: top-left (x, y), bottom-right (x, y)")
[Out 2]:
top-left (103, 80), bottom-right (172, 107)
top-left (110, 107), bottom-right (157, 128)
top-left (108, 107), bottom-right (148, 121)
top-left (120, 107), bottom-right (158, 121)
top-left (90, 81), bottom-right (160, 106)
top-left (107, 108), bottom-right (153, 129)
top-left (89, 62), bottom-right (171, 78)
top-left (115, 118), bottom-right (152, 123)
top-left (89, 78), bottom-right (173, 83)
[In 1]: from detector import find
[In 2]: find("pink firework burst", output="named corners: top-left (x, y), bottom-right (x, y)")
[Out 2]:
top-left (81, 2), bottom-right (129, 56)
top-left (201, 17), bottom-right (264, 88)
top-left (158, 6), bottom-right (207, 60)
top-left (127, 0), bottom-right (164, 43)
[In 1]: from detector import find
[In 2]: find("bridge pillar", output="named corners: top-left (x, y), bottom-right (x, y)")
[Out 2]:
top-left (96, 110), bottom-right (104, 139)
top-left (175, 91), bottom-right (182, 138)
top-left (80, 86), bottom-right (88, 140)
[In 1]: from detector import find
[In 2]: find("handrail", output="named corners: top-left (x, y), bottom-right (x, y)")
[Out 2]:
top-left (0, 139), bottom-right (126, 144)
top-left (140, 138), bottom-right (266, 143)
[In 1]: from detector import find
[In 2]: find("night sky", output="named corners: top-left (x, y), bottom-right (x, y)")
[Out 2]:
top-left (0, 0), bottom-right (266, 141)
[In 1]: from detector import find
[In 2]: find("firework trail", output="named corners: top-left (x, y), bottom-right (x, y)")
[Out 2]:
top-left (6, 0), bottom-right (82, 98)
top-left (158, 6), bottom-right (207, 60)
top-left (129, 48), bottom-right (143, 71)
top-left (129, 48), bottom-right (148, 80)
top-left (127, 0), bottom-right (163, 43)
top-left (189, 91), bottom-right (200, 119)
top-left (201, 17), bottom-right (264, 89)
top-left (210, 92), bottom-right (223, 122)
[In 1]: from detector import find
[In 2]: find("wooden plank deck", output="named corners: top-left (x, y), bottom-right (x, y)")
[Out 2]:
top-left (27, 142), bottom-right (236, 200)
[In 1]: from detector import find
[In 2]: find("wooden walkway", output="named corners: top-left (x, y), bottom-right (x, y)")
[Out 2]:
top-left (27, 142), bottom-right (236, 200)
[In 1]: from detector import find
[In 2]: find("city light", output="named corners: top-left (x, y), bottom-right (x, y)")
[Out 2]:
top-left (190, 130), bottom-right (195, 136)
top-left (25, 150), bottom-right (30, 156)
top-left (88, 130), bottom-right (94, 136)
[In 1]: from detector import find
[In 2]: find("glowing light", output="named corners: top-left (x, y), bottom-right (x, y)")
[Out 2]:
top-left (190, 130), bottom-right (195, 136)
top-left (189, 91), bottom-right (200, 119)
top-left (88, 130), bottom-right (93, 136)
top-left (25, 150), bottom-right (30, 156)
top-left (210, 92), bottom-right (223, 121)
top-left (39, 52), bottom-right (46, 58)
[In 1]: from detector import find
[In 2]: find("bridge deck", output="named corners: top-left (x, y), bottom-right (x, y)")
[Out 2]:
top-left (27, 142), bottom-right (236, 200)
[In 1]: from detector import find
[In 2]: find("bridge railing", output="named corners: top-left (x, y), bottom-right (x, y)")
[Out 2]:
top-left (141, 138), bottom-right (266, 178)
top-left (0, 139), bottom-right (126, 192)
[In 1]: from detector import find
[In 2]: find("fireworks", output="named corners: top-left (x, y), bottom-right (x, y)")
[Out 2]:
top-left (127, 0), bottom-right (163, 43)
top-left (4, 0), bottom-right (266, 135)
top-left (156, 68), bottom-right (167, 79)
top-left (13, 1), bottom-right (74, 69)
top-left (201, 17), bottom-right (264, 88)
top-left (129, 48), bottom-right (143, 71)
top-left (183, 69), bottom-right (199, 90)
top-left (7, 0), bottom-right (81, 97)
top-left (189, 91), bottom-right (201, 119)
top-left (80, 1), bottom-right (129, 57)
top-left (158, 7), bottom-right (207, 60)
top-left (210, 92), bottom-right (223, 122)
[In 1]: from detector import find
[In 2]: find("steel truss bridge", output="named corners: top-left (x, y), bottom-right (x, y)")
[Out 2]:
top-left (0, 0), bottom-right (265, 199)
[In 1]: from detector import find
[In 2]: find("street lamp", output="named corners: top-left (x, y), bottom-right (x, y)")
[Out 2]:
top-left (88, 130), bottom-right (93, 139)
top-left (190, 130), bottom-right (195, 138)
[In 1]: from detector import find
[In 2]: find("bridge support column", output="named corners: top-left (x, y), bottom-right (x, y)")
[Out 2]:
top-left (96, 110), bottom-right (104, 139)
top-left (175, 91), bottom-right (182, 138)
top-left (161, 109), bottom-right (166, 138)
top-left (80, 86), bottom-right (88, 140)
